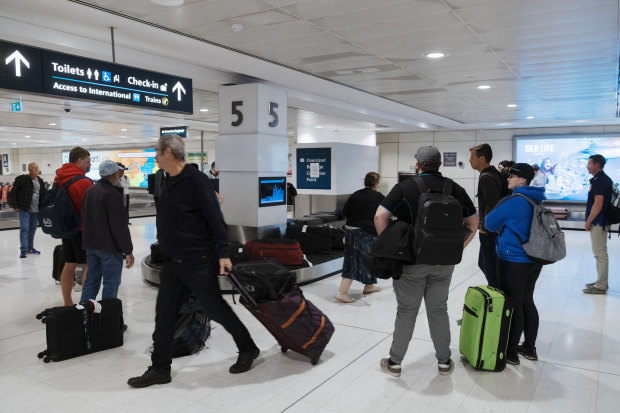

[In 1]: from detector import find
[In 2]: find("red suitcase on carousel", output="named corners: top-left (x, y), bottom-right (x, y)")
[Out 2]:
top-left (227, 263), bottom-right (334, 365)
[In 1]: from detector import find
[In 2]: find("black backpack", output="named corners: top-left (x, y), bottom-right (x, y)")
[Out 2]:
top-left (38, 175), bottom-right (88, 239)
top-left (413, 177), bottom-right (464, 265)
top-left (607, 182), bottom-right (620, 224)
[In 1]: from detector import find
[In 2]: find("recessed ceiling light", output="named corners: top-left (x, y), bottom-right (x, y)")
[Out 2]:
top-left (121, 128), bottom-right (128, 132)
top-left (426, 52), bottom-right (445, 59)
top-left (81, 139), bottom-right (87, 141)
top-left (48, 123), bottom-right (56, 126)
top-left (477, 85), bottom-right (492, 90)
top-left (232, 23), bottom-right (244, 32)
top-left (24, 135), bottom-right (31, 138)
top-left (525, 116), bottom-right (535, 119)
top-left (11, 142), bottom-right (16, 145)
top-left (575, 120), bottom-right (588, 123)
top-left (506, 104), bottom-right (518, 108)
top-left (150, 0), bottom-right (184, 6)
top-left (199, 108), bottom-right (209, 112)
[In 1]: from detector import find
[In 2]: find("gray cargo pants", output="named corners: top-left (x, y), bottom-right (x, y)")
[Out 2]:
top-left (389, 263), bottom-right (454, 365)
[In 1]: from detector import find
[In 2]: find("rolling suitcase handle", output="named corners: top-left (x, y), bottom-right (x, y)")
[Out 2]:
top-left (226, 270), bottom-right (259, 309)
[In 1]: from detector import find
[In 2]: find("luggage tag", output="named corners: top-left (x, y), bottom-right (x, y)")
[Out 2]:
top-left (302, 225), bottom-right (308, 233)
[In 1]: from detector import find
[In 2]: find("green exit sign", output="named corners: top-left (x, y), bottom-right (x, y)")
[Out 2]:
top-left (10, 102), bottom-right (22, 112)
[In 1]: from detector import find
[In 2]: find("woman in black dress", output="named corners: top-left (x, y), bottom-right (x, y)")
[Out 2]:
top-left (335, 172), bottom-right (384, 303)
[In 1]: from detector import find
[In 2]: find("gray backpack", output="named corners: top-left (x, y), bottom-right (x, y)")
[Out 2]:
top-left (514, 194), bottom-right (566, 264)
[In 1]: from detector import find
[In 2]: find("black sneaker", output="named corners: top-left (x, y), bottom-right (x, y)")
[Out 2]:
top-left (127, 366), bottom-right (171, 388)
top-left (380, 358), bottom-right (401, 377)
top-left (229, 346), bottom-right (260, 374)
top-left (438, 358), bottom-right (455, 375)
top-left (506, 352), bottom-right (520, 365)
top-left (517, 344), bottom-right (538, 361)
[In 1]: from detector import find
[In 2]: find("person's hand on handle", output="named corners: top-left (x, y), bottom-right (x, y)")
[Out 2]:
top-left (219, 258), bottom-right (233, 275)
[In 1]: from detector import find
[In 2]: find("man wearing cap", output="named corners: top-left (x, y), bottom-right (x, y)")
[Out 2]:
top-left (80, 160), bottom-right (135, 302)
top-left (485, 163), bottom-right (545, 364)
top-left (375, 146), bottom-right (478, 378)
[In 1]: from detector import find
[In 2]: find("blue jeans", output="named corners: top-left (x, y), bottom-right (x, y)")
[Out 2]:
top-left (18, 210), bottom-right (38, 253)
top-left (81, 250), bottom-right (123, 301)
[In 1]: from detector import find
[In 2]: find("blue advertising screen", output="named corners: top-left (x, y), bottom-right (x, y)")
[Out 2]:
top-left (514, 134), bottom-right (620, 201)
top-left (258, 177), bottom-right (286, 207)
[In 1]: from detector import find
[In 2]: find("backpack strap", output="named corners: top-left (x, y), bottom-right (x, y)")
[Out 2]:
top-left (413, 176), bottom-right (427, 194)
top-left (61, 175), bottom-right (88, 189)
top-left (514, 192), bottom-right (537, 206)
top-left (443, 178), bottom-right (454, 195)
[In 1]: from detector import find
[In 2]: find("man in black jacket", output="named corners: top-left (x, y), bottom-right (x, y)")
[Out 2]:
top-left (7, 162), bottom-right (47, 258)
top-left (128, 135), bottom-right (259, 388)
top-left (80, 160), bottom-right (134, 302)
top-left (469, 143), bottom-right (507, 288)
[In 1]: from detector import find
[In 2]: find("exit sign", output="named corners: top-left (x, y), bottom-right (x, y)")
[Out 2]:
top-left (10, 101), bottom-right (21, 112)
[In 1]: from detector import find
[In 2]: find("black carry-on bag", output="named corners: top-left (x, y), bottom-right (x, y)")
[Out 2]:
top-left (227, 263), bottom-right (334, 365)
top-left (36, 299), bottom-right (124, 363)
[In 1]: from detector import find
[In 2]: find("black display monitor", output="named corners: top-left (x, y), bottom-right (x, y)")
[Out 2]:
top-left (258, 177), bottom-right (286, 207)
top-left (398, 172), bottom-right (418, 182)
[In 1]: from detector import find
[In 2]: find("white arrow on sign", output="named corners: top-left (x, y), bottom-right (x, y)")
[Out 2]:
top-left (5, 50), bottom-right (30, 77)
top-left (172, 81), bottom-right (186, 101)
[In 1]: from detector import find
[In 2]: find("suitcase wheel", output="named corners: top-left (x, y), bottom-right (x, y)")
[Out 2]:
top-left (280, 346), bottom-right (287, 353)
top-left (43, 356), bottom-right (51, 363)
top-left (308, 349), bottom-right (321, 365)
top-left (37, 350), bottom-right (47, 359)
top-left (35, 311), bottom-right (45, 320)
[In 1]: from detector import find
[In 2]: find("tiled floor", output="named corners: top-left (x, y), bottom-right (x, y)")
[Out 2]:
top-left (0, 217), bottom-right (619, 412)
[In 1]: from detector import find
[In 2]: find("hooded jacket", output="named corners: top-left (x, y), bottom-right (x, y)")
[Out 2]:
top-left (54, 163), bottom-right (93, 217)
top-left (485, 186), bottom-right (546, 263)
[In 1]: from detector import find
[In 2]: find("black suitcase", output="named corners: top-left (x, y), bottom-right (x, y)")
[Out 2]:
top-left (36, 299), bottom-right (124, 363)
top-left (330, 227), bottom-right (345, 250)
top-left (285, 225), bottom-right (332, 254)
top-left (52, 244), bottom-right (65, 282)
top-left (228, 241), bottom-right (249, 264)
top-left (292, 217), bottom-right (322, 226)
top-left (231, 260), bottom-right (297, 302)
top-left (150, 242), bottom-right (165, 264)
top-left (311, 213), bottom-right (338, 223)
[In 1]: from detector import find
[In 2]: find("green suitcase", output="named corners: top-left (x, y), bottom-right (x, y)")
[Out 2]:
top-left (459, 285), bottom-right (513, 371)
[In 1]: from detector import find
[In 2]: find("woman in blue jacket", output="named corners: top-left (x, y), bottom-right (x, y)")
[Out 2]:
top-left (485, 163), bottom-right (545, 365)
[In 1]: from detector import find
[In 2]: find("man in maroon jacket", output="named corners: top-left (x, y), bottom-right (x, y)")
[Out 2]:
top-left (54, 147), bottom-right (93, 306)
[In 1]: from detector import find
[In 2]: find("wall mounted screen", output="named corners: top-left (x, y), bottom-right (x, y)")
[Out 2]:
top-left (514, 134), bottom-right (620, 201)
top-left (258, 177), bottom-right (286, 207)
top-left (62, 149), bottom-right (158, 188)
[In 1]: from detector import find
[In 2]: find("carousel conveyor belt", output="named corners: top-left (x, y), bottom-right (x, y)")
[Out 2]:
top-left (142, 252), bottom-right (344, 291)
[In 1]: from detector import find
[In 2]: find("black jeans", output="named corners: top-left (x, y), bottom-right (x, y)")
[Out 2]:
top-left (497, 259), bottom-right (542, 355)
top-left (151, 256), bottom-right (255, 371)
top-left (478, 232), bottom-right (500, 288)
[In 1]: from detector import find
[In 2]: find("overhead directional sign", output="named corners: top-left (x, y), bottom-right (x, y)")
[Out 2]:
top-left (160, 126), bottom-right (188, 138)
top-left (0, 39), bottom-right (193, 114)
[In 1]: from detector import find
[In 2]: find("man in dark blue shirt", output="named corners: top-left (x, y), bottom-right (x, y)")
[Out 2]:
top-left (583, 154), bottom-right (613, 294)
top-left (128, 135), bottom-right (259, 388)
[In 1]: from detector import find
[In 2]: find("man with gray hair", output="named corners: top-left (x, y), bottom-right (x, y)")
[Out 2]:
top-left (7, 162), bottom-right (47, 258)
top-left (80, 160), bottom-right (135, 302)
top-left (375, 146), bottom-right (478, 378)
top-left (128, 135), bottom-right (259, 388)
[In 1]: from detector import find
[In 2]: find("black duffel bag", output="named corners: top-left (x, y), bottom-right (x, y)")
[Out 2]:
top-left (285, 224), bottom-right (332, 254)
top-left (228, 241), bottom-right (249, 264)
top-left (232, 259), bottom-right (297, 302)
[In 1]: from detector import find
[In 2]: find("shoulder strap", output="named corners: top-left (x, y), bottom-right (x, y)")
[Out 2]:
top-left (413, 176), bottom-right (427, 194)
top-left (62, 175), bottom-right (87, 189)
top-left (514, 192), bottom-right (537, 207)
top-left (443, 178), bottom-right (454, 195)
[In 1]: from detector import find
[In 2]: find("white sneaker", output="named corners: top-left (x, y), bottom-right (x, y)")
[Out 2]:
top-left (334, 293), bottom-right (355, 303)
top-left (73, 283), bottom-right (82, 292)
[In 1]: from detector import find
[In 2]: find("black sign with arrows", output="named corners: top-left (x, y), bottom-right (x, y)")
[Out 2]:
top-left (0, 39), bottom-right (193, 114)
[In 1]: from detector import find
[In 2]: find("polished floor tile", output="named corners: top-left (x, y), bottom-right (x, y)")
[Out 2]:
top-left (0, 219), bottom-right (619, 412)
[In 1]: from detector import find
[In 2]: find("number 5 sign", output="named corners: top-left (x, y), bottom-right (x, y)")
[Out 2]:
top-left (218, 84), bottom-right (287, 136)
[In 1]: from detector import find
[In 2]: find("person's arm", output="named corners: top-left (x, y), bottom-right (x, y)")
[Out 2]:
top-left (374, 205), bottom-right (392, 236)
top-left (106, 191), bottom-right (133, 257)
top-left (480, 173), bottom-right (503, 212)
top-left (7, 176), bottom-right (22, 210)
top-left (463, 214), bottom-right (479, 249)
top-left (197, 176), bottom-right (229, 259)
top-left (585, 195), bottom-right (604, 231)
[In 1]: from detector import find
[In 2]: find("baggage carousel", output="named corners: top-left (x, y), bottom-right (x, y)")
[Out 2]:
top-left (141, 252), bottom-right (344, 291)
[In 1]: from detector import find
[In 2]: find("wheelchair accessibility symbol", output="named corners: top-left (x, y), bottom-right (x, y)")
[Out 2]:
top-left (162, 97), bottom-right (169, 106)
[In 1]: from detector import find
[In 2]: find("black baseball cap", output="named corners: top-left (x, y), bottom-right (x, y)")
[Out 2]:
top-left (509, 163), bottom-right (535, 183)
